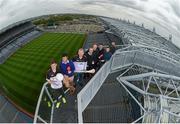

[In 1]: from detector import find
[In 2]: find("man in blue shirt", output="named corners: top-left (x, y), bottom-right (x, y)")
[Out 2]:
top-left (60, 53), bottom-right (75, 95)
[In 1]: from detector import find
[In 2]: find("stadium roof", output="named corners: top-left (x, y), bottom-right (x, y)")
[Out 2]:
top-left (102, 17), bottom-right (180, 53)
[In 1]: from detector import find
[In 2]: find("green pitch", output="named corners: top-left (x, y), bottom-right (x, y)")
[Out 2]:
top-left (0, 32), bottom-right (86, 113)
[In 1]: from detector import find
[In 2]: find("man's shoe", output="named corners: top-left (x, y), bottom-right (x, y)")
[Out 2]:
top-left (62, 97), bottom-right (67, 104)
top-left (56, 102), bottom-right (61, 108)
top-left (47, 101), bottom-right (51, 107)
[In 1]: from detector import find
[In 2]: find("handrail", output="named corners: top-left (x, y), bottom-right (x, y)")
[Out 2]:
top-left (77, 57), bottom-right (112, 123)
top-left (33, 82), bottom-right (69, 123)
top-left (113, 50), bottom-right (180, 76)
top-left (117, 45), bottom-right (179, 58)
top-left (34, 82), bottom-right (48, 123)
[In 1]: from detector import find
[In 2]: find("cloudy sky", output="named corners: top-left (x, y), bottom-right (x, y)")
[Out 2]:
top-left (0, 0), bottom-right (180, 47)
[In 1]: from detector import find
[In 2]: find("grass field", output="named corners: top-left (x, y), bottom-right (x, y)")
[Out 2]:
top-left (0, 32), bottom-right (86, 113)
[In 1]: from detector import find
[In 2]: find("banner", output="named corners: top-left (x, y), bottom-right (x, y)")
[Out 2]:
top-left (73, 62), bottom-right (87, 72)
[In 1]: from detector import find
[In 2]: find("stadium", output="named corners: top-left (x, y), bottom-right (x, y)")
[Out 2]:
top-left (0, 1), bottom-right (180, 123)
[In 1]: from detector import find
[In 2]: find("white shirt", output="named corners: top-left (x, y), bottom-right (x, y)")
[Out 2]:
top-left (50, 77), bottom-right (63, 89)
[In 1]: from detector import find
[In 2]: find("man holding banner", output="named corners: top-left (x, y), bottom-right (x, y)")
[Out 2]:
top-left (73, 48), bottom-right (87, 87)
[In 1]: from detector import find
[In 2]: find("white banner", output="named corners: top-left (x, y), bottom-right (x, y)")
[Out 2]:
top-left (73, 62), bottom-right (87, 72)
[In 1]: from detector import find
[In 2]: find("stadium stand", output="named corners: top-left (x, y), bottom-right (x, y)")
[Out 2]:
top-left (103, 17), bottom-right (180, 53)
top-left (0, 22), bottom-right (34, 48)
top-left (83, 31), bottom-right (122, 50)
top-left (105, 30), bottom-right (123, 45)
top-left (83, 32), bottom-right (110, 49)
top-left (44, 24), bottom-right (104, 33)
top-left (0, 21), bottom-right (42, 64)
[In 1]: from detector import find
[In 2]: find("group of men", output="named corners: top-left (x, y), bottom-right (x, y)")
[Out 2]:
top-left (45, 41), bottom-right (116, 108)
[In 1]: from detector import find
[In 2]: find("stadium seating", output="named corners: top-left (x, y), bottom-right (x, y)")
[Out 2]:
top-left (0, 28), bottom-right (42, 64)
top-left (83, 31), bottom-right (122, 52)
top-left (83, 32), bottom-right (113, 49)
top-left (105, 31), bottom-right (123, 45)
top-left (0, 22), bottom-right (35, 49)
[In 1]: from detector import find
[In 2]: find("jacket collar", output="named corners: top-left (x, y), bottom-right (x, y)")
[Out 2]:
top-left (62, 60), bottom-right (69, 64)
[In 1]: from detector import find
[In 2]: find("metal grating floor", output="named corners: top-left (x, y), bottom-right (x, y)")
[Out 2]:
top-left (82, 70), bottom-right (140, 123)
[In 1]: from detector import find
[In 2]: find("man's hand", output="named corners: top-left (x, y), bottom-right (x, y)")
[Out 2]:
top-left (46, 79), bottom-right (52, 84)
top-left (101, 60), bottom-right (105, 62)
top-left (92, 61), bottom-right (94, 64)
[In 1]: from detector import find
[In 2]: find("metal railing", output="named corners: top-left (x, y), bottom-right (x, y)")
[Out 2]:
top-left (77, 47), bottom-right (180, 123)
top-left (112, 47), bottom-right (180, 76)
top-left (77, 57), bottom-right (112, 123)
top-left (33, 82), bottom-right (69, 123)
top-left (116, 45), bottom-right (180, 64)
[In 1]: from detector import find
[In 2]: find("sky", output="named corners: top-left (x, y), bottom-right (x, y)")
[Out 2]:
top-left (0, 0), bottom-right (180, 47)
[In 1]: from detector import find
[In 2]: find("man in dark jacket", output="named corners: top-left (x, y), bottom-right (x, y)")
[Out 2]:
top-left (85, 47), bottom-right (94, 78)
top-left (98, 44), bottom-right (105, 67)
top-left (92, 43), bottom-right (100, 70)
top-left (73, 48), bottom-right (87, 87)
top-left (85, 47), bottom-right (94, 70)
top-left (110, 42), bottom-right (116, 54)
